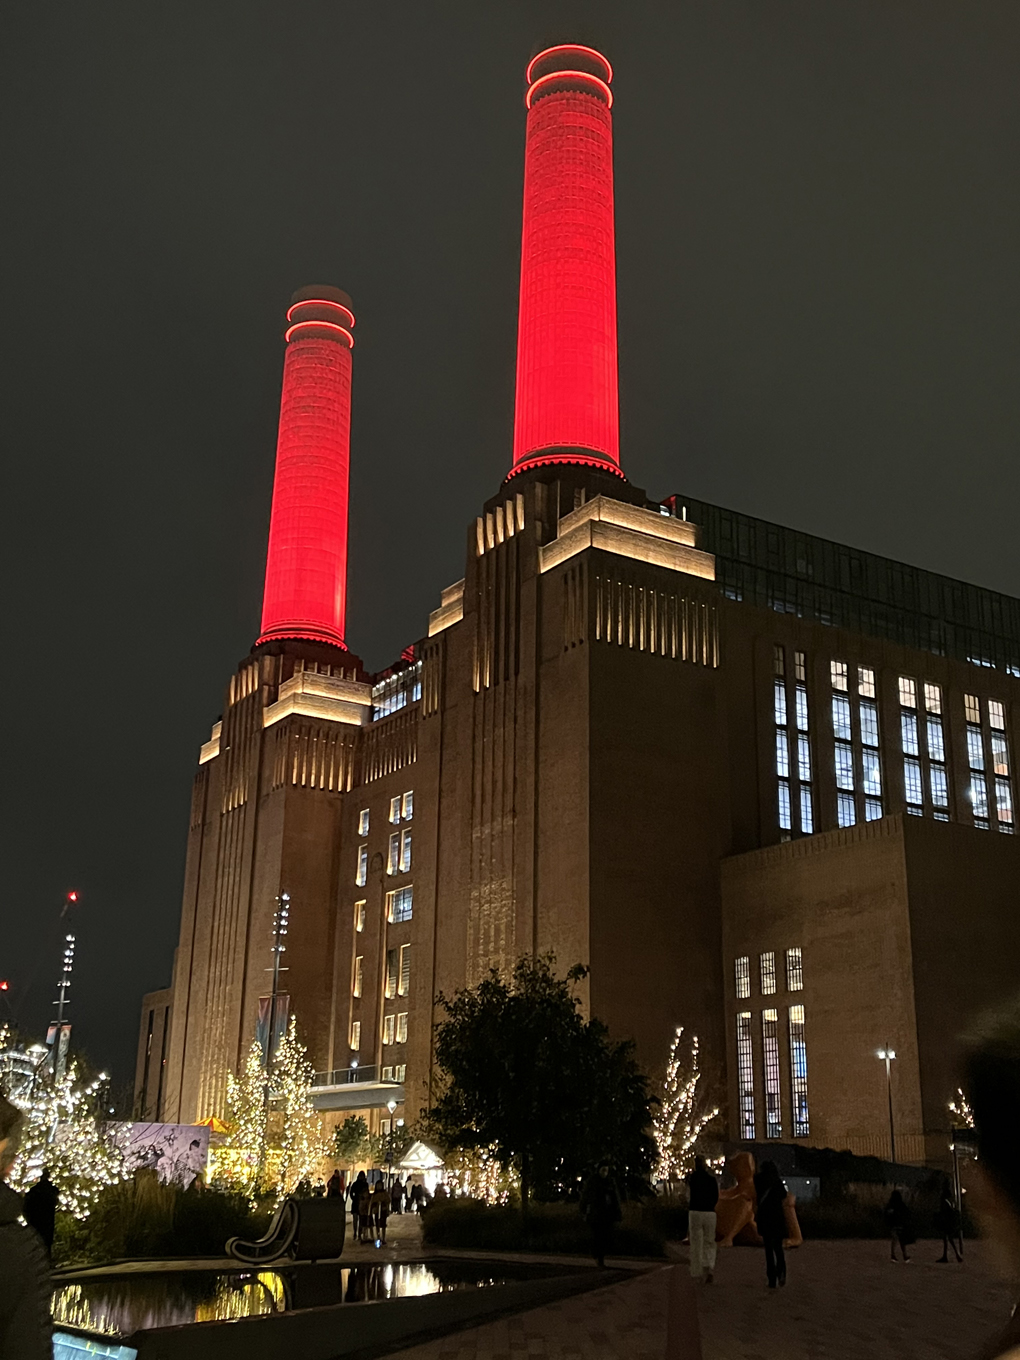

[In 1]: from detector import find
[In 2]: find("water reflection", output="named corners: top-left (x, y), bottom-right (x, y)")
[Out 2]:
top-left (52, 1260), bottom-right (553, 1338)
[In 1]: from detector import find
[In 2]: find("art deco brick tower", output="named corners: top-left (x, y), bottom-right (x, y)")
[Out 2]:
top-left (160, 288), bottom-right (372, 1123)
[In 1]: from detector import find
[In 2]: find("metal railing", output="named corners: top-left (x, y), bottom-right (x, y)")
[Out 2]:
top-left (312, 1064), bottom-right (401, 1089)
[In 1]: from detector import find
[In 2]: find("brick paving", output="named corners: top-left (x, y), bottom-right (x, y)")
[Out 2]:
top-left (382, 1240), bottom-right (1018, 1359)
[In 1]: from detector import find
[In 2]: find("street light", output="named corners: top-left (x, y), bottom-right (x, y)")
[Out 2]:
top-left (877, 1047), bottom-right (897, 1165)
top-left (387, 1099), bottom-right (397, 1186)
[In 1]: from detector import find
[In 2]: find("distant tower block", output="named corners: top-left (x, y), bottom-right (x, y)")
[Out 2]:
top-left (510, 45), bottom-right (623, 478)
top-left (258, 286), bottom-right (356, 649)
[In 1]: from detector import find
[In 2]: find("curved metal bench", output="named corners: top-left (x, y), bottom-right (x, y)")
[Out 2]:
top-left (226, 1196), bottom-right (346, 1265)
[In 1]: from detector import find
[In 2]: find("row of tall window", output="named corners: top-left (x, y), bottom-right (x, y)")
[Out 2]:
top-left (354, 887), bottom-right (414, 932)
top-left (349, 1014), bottom-right (409, 1049)
top-left (353, 944), bottom-right (411, 1001)
top-left (734, 948), bottom-right (802, 1000)
top-left (773, 649), bottom-right (1014, 835)
top-left (381, 1064), bottom-right (407, 1082)
top-left (736, 1005), bottom-right (809, 1141)
top-left (356, 790), bottom-right (414, 884)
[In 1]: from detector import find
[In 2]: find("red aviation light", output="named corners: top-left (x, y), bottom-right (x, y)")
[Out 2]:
top-left (258, 286), bottom-right (356, 650)
top-left (510, 44), bottom-right (624, 479)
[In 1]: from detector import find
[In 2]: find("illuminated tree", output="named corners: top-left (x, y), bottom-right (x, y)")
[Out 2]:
top-left (949, 1087), bottom-right (975, 1129)
top-left (273, 1017), bottom-right (324, 1194)
top-left (652, 1027), bottom-right (719, 1181)
top-left (6, 1052), bottom-right (127, 1219)
top-left (221, 1040), bottom-right (269, 1197)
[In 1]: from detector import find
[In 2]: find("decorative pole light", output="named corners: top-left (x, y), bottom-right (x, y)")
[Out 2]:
top-left (877, 1047), bottom-right (897, 1165)
top-left (509, 45), bottom-right (624, 480)
top-left (262, 893), bottom-right (291, 1065)
top-left (258, 287), bottom-right (356, 649)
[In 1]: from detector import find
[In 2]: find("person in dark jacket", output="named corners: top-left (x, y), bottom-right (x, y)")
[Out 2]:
top-left (390, 1177), bottom-right (404, 1214)
top-left (884, 1189), bottom-right (913, 1263)
top-left (348, 1172), bottom-right (368, 1239)
top-left (753, 1160), bottom-right (789, 1288)
top-left (579, 1163), bottom-right (622, 1268)
top-left (934, 1178), bottom-right (962, 1264)
top-left (685, 1156), bottom-right (720, 1282)
top-left (0, 1096), bottom-right (51, 1360)
top-left (22, 1170), bottom-right (58, 1255)
top-left (326, 1169), bottom-right (344, 1198)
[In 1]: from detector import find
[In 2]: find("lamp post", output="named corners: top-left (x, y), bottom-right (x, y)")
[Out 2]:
top-left (387, 1099), bottom-right (397, 1187)
top-left (877, 1047), bottom-right (897, 1165)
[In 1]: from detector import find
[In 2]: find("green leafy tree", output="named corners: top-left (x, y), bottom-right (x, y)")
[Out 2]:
top-left (332, 1115), bottom-right (372, 1169)
top-left (427, 954), bottom-right (654, 1210)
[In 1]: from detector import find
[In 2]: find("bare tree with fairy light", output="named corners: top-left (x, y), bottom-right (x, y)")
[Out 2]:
top-left (652, 1026), bottom-right (720, 1182)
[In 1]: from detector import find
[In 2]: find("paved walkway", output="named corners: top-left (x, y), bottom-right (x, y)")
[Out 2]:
top-left (378, 1240), bottom-right (1018, 1359)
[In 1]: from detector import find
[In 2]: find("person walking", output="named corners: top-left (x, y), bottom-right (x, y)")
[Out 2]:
top-left (410, 1181), bottom-right (424, 1214)
top-left (934, 1178), bottom-right (962, 1263)
top-left (753, 1160), bottom-right (789, 1288)
top-left (326, 1169), bottom-right (344, 1199)
top-left (370, 1179), bottom-right (390, 1243)
top-left (0, 1096), bottom-right (51, 1360)
top-left (22, 1169), bottom-right (58, 1256)
top-left (685, 1156), bottom-right (719, 1284)
top-left (348, 1171), bottom-right (368, 1241)
top-left (390, 1177), bottom-right (404, 1215)
top-left (884, 1189), bottom-right (913, 1263)
top-left (357, 1177), bottom-right (373, 1242)
top-left (579, 1163), bottom-right (622, 1268)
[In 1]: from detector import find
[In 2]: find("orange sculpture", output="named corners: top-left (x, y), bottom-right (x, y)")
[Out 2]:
top-left (714, 1152), bottom-right (803, 1247)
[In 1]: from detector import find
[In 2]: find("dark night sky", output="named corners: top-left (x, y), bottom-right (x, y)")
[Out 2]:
top-left (4, 0), bottom-right (1020, 1084)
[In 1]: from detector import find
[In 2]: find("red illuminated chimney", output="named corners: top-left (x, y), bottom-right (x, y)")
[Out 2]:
top-left (510, 45), bottom-right (623, 479)
top-left (258, 286), bottom-right (355, 649)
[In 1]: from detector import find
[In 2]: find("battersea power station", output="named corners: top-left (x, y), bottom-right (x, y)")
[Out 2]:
top-left (137, 45), bottom-right (1020, 1168)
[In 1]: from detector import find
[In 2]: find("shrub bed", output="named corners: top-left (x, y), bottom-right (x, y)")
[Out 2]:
top-left (420, 1197), bottom-right (667, 1257)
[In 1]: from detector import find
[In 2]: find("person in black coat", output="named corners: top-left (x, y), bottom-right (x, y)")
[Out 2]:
top-left (579, 1163), bottom-right (622, 1268)
top-left (884, 1189), bottom-right (913, 1263)
top-left (23, 1171), bottom-right (58, 1255)
top-left (348, 1172), bottom-right (368, 1238)
top-left (934, 1178), bottom-right (962, 1263)
top-left (753, 1160), bottom-right (789, 1288)
top-left (0, 1096), bottom-right (51, 1360)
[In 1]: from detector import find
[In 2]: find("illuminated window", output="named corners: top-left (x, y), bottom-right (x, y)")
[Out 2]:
top-left (776, 731), bottom-right (790, 778)
top-left (400, 828), bottom-right (412, 873)
top-left (862, 750), bottom-right (882, 798)
top-left (350, 1021), bottom-right (361, 1051)
top-left (898, 677), bottom-right (916, 708)
top-left (778, 782), bottom-right (792, 831)
top-left (383, 1015), bottom-right (395, 1045)
top-left (860, 701), bottom-right (879, 748)
top-left (966, 696), bottom-right (989, 829)
top-left (387, 832), bottom-right (400, 875)
top-left (965, 694), bottom-right (981, 725)
top-left (794, 651), bottom-right (806, 683)
top-left (990, 700), bottom-right (1006, 731)
top-left (399, 943), bottom-right (411, 997)
top-left (736, 1013), bottom-right (755, 1140)
top-left (356, 845), bottom-right (368, 887)
top-left (837, 792), bottom-right (856, 827)
top-left (785, 947), bottom-right (803, 992)
top-left (795, 686), bottom-right (809, 732)
top-left (358, 809), bottom-right (370, 837)
top-left (774, 681), bottom-right (788, 726)
top-left (381, 1069), bottom-right (394, 1084)
top-left (927, 716), bottom-right (945, 762)
top-left (396, 1013), bottom-right (408, 1044)
top-left (774, 644), bottom-right (785, 678)
top-left (993, 732), bottom-right (1010, 776)
top-left (389, 796), bottom-right (401, 824)
top-left (924, 683), bottom-right (942, 715)
top-left (387, 886), bottom-right (413, 924)
top-left (930, 765), bottom-right (948, 809)
top-left (762, 1010), bottom-right (782, 1139)
top-left (967, 728), bottom-right (985, 770)
top-left (904, 759), bottom-right (923, 811)
top-left (353, 956), bottom-right (363, 999)
top-left (995, 778), bottom-right (1013, 829)
top-left (900, 712), bottom-right (919, 757)
top-left (831, 660), bottom-right (848, 692)
top-left (354, 901), bottom-right (366, 933)
top-left (832, 696), bottom-right (852, 742)
top-left (735, 956), bottom-right (750, 999)
top-left (385, 949), bottom-right (398, 999)
top-left (797, 736), bottom-right (811, 781)
top-left (858, 666), bottom-right (876, 699)
top-left (800, 786), bottom-right (814, 834)
top-left (395, 1064), bottom-right (406, 1081)
top-left (835, 743), bottom-right (854, 791)
top-left (972, 779), bottom-right (989, 821)
top-left (865, 798), bottom-right (883, 821)
top-left (760, 951), bottom-right (777, 995)
top-left (402, 791), bottom-right (414, 821)
top-left (788, 1005), bottom-right (809, 1138)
